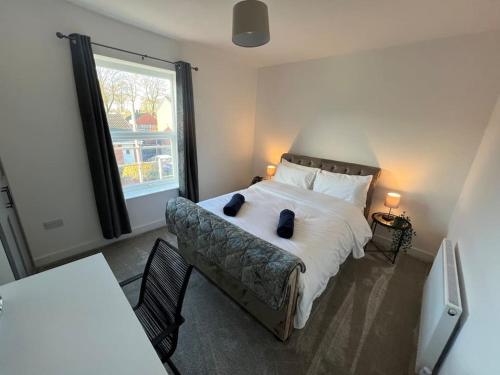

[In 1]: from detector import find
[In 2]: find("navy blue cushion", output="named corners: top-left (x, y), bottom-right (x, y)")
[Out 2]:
top-left (277, 209), bottom-right (295, 239)
top-left (223, 193), bottom-right (245, 217)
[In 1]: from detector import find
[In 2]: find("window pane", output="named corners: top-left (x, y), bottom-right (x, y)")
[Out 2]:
top-left (95, 54), bottom-right (178, 196)
top-left (114, 141), bottom-right (176, 185)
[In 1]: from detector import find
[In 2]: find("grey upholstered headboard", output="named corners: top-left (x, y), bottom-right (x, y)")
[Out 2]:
top-left (281, 153), bottom-right (381, 218)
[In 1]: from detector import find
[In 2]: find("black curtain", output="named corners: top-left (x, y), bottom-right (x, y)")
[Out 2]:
top-left (175, 61), bottom-right (199, 202)
top-left (68, 33), bottom-right (131, 239)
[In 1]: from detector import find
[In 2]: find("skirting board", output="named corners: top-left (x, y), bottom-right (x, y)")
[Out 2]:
top-left (34, 225), bottom-right (435, 268)
top-left (33, 219), bottom-right (166, 268)
top-left (372, 234), bottom-right (434, 263)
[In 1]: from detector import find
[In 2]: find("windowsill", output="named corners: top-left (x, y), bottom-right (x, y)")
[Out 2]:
top-left (124, 181), bottom-right (179, 200)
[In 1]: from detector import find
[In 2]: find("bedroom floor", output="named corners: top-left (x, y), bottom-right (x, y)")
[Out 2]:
top-left (95, 227), bottom-right (431, 375)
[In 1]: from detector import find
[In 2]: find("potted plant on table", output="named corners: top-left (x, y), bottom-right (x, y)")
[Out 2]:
top-left (391, 212), bottom-right (417, 251)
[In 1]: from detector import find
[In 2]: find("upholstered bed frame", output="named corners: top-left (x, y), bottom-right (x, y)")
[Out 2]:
top-left (169, 153), bottom-right (380, 342)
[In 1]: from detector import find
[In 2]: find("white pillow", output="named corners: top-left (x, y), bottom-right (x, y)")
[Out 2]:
top-left (313, 170), bottom-right (373, 209)
top-left (281, 158), bottom-right (319, 174)
top-left (272, 162), bottom-right (317, 189)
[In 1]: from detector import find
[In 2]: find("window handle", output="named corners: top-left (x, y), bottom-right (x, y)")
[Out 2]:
top-left (1, 186), bottom-right (13, 208)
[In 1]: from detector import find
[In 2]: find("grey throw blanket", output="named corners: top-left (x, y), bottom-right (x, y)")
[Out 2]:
top-left (166, 197), bottom-right (306, 310)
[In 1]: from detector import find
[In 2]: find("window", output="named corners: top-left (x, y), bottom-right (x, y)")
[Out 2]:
top-left (94, 55), bottom-right (178, 199)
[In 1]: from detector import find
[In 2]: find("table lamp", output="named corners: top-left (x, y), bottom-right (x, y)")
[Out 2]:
top-left (266, 165), bottom-right (276, 179)
top-left (383, 192), bottom-right (401, 221)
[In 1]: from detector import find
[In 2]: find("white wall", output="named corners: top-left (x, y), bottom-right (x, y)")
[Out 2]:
top-left (440, 97), bottom-right (500, 374)
top-left (180, 42), bottom-right (257, 201)
top-left (253, 31), bottom-right (500, 255)
top-left (0, 0), bottom-right (257, 266)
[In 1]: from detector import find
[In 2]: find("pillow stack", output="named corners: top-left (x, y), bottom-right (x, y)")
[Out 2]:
top-left (272, 159), bottom-right (319, 189)
top-left (271, 158), bottom-right (372, 211)
top-left (313, 170), bottom-right (372, 210)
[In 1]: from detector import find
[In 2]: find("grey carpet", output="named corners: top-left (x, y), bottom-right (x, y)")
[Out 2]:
top-left (98, 227), bottom-right (429, 375)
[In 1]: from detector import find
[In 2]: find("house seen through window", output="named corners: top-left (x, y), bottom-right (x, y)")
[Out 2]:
top-left (94, 54), bottom-right (178, 199)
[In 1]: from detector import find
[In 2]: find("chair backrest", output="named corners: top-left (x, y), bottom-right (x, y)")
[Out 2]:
top-left (138, 238), bottom-right (193, 325)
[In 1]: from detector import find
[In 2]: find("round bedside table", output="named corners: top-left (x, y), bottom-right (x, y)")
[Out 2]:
top-left (367, 212), bottom-right (412, 264)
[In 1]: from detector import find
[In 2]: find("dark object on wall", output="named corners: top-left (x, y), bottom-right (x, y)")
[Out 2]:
top-left (68, 33), bottom-right (131, 239)
top-left (223, 193), bottom-right (245, 216)
top-left (175, 61), bottom-right (199, 203)
top-left (277, 209), bottom-right (295, 239)
top-left (119, 238), bottom-right (193, 375)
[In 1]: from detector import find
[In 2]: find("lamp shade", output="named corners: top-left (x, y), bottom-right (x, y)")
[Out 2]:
top-left (266, 164), bottom-right (276, 177)
top-left (384, 192), bottom-right (401, 209)
top-left (232, 0), bottom-right (270, 47)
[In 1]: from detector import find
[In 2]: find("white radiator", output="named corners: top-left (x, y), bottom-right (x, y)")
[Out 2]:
top-left (415, 238), bottom-right (462, 375)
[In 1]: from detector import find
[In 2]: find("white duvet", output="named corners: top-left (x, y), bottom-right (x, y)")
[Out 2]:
top-left (198, 180), bottom-right (372, 329)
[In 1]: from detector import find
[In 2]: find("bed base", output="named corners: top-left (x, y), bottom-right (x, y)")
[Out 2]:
top-left (187, 254), bottom-right (301, 342)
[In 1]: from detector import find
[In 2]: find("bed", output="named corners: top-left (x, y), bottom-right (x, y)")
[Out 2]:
top-left (166, 153), bottom-right (380, 341)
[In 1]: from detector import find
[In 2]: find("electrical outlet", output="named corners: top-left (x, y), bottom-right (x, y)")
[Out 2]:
top-left (43, 219), bottom-right (64, 230)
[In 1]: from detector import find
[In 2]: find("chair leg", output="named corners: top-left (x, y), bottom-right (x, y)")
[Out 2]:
top-left (165, 357), bottom-right (181, 375)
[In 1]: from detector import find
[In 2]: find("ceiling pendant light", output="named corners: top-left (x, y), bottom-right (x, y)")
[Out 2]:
top-left (232, 0), bottom-right (270, 48)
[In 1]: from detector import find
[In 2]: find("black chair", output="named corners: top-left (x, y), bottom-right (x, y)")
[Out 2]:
top-left (120, 238), bottom-right (193, 375)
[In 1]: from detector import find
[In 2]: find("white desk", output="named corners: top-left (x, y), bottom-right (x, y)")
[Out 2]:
top-left (0, 254), bottom-right (167, 375)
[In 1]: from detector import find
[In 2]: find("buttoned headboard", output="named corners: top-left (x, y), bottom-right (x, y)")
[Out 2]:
top-left (281, 153), bottom-right (381, 218)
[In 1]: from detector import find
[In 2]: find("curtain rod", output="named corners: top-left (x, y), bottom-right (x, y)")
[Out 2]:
top-left (56, 32), bottom-right (198, 71)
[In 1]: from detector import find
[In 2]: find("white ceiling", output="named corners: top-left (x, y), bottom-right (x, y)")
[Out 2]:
top-left (66, 0), bottom-right (500, 67)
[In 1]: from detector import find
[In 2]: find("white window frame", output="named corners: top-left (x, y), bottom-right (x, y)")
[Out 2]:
top-left (94, 54), bottom-right (179, 199)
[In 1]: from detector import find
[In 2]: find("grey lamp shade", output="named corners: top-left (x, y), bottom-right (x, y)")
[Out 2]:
top-left (232, 0), bottom-right (270, 47)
